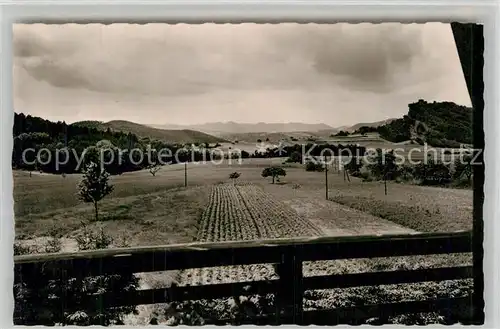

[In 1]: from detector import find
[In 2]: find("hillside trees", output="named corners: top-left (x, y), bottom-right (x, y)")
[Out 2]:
top-left (413, 159), bottom-right (452, 186)
top-left (229, 172), bottom-right (241, 184)
top-left (12, 113), bottom-right (223, 174)
top-left (376, 100), bottom-right (473, 147)
top-left (366, 149), bottom-right (398, 181)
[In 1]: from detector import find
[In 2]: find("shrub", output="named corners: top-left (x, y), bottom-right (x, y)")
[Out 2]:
top-left (287, 151), bottom-right (303, 163)
top-left (75, 225), bottom-right (114, 251)
top-left (397, 164), bottom-right (415, 182)
top-left (451, 175), bottom-right (473, 188)
top-left (360, 173), bottom-right (374, 182)
top-left (413, 160), bottom-right (452, 186)
top-left (44, 237), bottom-right (62, 253)
top-left (14, 242), bottom-right (33, 256)
top-left (305, 161), bottom-right (324, 172)
top-left (78, 162), bottom-right (114, 222)
top-left (344, 157), bottom-right (364, 177)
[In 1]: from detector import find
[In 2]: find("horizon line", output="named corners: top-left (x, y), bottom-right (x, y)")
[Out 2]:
top-left (14, 111), bottom-right (399, 129)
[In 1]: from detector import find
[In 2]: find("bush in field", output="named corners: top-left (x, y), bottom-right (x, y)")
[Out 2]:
top-left (14, 242), bottom-right (33, 256)
top-left (358, 170), bottom-right (373, 182)
top-left (413, 159), bottom-right (452, 186)
top-left (44, 235), bottom-right (62, 253)
top-left (344, 157), bottom-right (364, 177)
top-left (261, 167), bottom-right (286, 184)
top-left (452, 154), bottom-right (473, 186)
top-left (14, 224), bottom-right (139, 326)
top-left (229, 172), bottom-right (241, 184)
top-left (334, 130), bottom-right (349, 137)
top-left (75, 225), bottom-right (114, 251)
top-left (78, 162), bottom-right (114, 222)
top-left (305, 161), bottom-right (324, 172)
top-left (286, 151), bottom-right (303, 163)
top-left (147, 149), bottom-right (162, 176)
top-left (366, 149), bottom-right (398, 181)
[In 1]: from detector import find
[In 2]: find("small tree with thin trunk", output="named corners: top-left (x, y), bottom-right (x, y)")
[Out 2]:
top-left (261, 167), bottom-right (286, 184)
top-left (148, 164), bottom-right (161, 176)
top-left (147, 148), bottom-right (162, 176)
top-left (78, 162), bottom-right (113, 222)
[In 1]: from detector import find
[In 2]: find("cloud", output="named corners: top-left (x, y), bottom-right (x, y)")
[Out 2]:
top-left (13, 23), bottom-right (471, 126)
top-left (265, 24), bottom-right (425, 93)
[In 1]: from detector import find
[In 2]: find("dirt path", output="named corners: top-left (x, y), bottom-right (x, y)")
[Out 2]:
top-left (261, 183), bottom-right (415, 236)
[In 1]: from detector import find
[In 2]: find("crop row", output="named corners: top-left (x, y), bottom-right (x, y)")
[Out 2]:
top-left (180, 183), bottom-right (322, 288)
top-left (196, 183), bottom-right (262, 242)
top-left (180, 183), bottom-right (280, 286)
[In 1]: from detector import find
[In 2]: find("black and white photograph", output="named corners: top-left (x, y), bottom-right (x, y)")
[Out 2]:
top-left (12, 22), bottom-right (483, 325)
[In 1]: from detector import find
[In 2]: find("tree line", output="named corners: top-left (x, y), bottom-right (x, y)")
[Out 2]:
top-left (328, 100), bottom-right (473, 148)
top-left (12, 113), bottom-right (368, 175)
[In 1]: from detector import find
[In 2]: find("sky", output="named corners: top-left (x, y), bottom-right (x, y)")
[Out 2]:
top-left (13, 23), bottom-right (472, 127)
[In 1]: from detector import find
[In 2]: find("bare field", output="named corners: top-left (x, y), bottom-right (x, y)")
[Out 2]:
top-left (178, 182), bottom-right (324, 288)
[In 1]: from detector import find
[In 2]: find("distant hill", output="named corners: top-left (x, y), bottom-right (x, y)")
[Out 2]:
top-left (12, 113), bottom-right (227, 175)
top-left (376, 100), bottom-right (473, 147)
top-left (148, 121), bottom-right (334, 134)
top-left (68, 120), bottom-right (103, 130)
top-left (344, 119), bottom-right (397, 133)
top-left (217, 131), bottom-right (331, 144)
top-left (72, 120), bottom-right (227, 144)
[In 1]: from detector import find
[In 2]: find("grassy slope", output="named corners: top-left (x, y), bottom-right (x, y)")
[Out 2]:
top-left (14, 170), bottom-right (212, 245)
top-left (15, 159), bottom-right (472, 238)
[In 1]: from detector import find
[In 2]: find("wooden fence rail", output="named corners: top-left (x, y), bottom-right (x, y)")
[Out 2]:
top-left (14, 230), bottom-right (474, 325)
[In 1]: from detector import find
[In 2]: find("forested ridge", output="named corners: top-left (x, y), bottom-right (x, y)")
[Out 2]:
top-left (376, 100), bottom-right (473, 147)
top-left (11, 112), bottom-right (367, 175)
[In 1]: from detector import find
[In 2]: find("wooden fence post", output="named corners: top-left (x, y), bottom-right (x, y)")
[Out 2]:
top-left (324, 155), bottom-right (329, 200)
top-left (274, 247), bottom-right (304, 324)
top-left (184, 162), bottom-right (187, 187)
